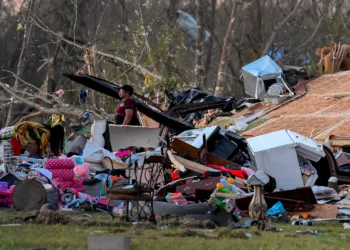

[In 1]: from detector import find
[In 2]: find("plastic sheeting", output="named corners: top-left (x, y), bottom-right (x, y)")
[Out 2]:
top-left (176, 10), bottom-right (210, 42)
top-left (242, 55), bottom-right (282, 77)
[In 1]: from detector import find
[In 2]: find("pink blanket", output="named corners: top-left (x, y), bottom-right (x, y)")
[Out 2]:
top-left (45, 159), bottom-right (84, 192)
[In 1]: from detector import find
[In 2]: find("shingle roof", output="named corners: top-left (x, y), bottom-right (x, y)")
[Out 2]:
top-left (242, 71), bottom-right (350, 144)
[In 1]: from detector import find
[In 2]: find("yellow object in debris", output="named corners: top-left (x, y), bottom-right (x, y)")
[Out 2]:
top-left (144, 74), bottom-right (153, 87)
top-left (216, 183), bottom-right (224, 189)
top-left (51, 114), bottom-right (65, 127)
top-left (17, 23), bottom-right (23, 31)
top-left (227, 178), bottom-right (235, 184)
top-left (301, 213), bottom-right (309, 219)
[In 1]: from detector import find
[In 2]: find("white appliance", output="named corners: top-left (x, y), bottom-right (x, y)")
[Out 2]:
top-left (247, 130), bottom-right (325, 190)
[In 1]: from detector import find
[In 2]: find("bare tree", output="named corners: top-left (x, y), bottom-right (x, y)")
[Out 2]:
top-left (259, 0), bottom-right (304, 57)
top-left (215, 0), bottom-right (237, 97)
top-left (165, 0), bottom-right (179, 76)
top-left (83, 45), bottom-right (98, 107)
top-left (29, 16), bottom-right (162, 80)
top-left (194, 0), bottom-right (205, 87)
top-left (204, 0), bottom-right (217, 88)
top-left (5, 0), bottom-right (35, 126)
top-left (0, 74), bottom-right (105, 121)
top-left (119, 0), bottom-right (128, 42)
top-left (1, 0), bottom-right (350, 118)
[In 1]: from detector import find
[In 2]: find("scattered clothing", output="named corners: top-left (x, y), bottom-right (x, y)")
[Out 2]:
top-left (14, 121), bottom-right (50, 154)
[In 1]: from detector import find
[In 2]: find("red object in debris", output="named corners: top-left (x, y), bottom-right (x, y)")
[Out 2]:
top-left (171, 170), bottom-right (180, 181)
top-left (205, 164), bottom-right (248, 179)
top-left (11, 137), bottom-right (23, 156)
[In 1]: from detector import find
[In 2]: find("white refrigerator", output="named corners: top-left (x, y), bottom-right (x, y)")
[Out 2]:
top-left (247, 130), bottom-right (325, 190)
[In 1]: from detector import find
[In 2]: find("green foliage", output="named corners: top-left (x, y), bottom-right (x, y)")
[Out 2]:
top-left (143, 75), bottom-right (181, 94)
top-left (147, 26), bottom-right (185, 67)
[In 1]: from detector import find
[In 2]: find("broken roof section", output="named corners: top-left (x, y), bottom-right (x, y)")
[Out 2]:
top-left (243, 71), bottom-right (350, 146)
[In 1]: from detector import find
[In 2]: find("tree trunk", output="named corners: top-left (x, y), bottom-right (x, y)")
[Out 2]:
top-left (165, 0), bottom-right (179, 76)
top-left (84, 45), bottom-right (98, 107)
top-left (204, 0), bottom-right (216, 89)
top-left (119, 0), bottom-right (128, 42)
top-left (194, 0), bottom-right (205, 88)
top-left (5, 0), bottom-right (35, 126)
top-left (214, 0), bottom-right (236, 97)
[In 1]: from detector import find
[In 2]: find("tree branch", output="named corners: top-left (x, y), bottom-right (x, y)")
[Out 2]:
top-left (195, 0), bottom-right (206, 87)
top-left (6, 0), bottom-right (36, 126)
top-left (29, 17), bottom-right (162, 79)
top-left (215, 0), bottom-right (237, 97)
top-left (2, 70), bottom-right (58, 104)
top-left (138, 0), bottom-right (159, 75)
top-left (70, 0), bottom-right (78, 43)
top-left (92, 0), bottom-right (111, 43)
top-left (285, 13), bottom-right (327, 61)
top-left (259, 0), bottom-right (304, 57)
top-left (0, 81), bottom-right (105, 121)
top-left (17, 110), bottom-right (44, 124)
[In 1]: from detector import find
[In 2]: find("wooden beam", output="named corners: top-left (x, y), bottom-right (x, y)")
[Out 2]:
top-left (172, 155), bottom-right (210, 174)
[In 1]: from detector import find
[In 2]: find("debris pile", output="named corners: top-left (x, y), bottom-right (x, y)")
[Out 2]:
top-left (1, 52), bottom-right (350, 234)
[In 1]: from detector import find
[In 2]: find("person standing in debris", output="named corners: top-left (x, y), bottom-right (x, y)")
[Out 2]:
top-left (115, 85), bottom-right (140, 126)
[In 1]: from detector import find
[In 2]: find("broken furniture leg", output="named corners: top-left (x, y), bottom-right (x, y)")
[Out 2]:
top-left (247, 170), bottom-right (269, 229)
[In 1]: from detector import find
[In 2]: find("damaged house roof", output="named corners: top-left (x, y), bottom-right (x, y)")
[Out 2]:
top-left (243, 71), bottom-right (350, 146)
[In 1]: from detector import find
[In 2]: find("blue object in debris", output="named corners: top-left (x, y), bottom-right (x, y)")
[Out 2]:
top-left (80, 89), bottom-right (87, 103)
top-left (266, 201), bottom-right (286, 216)
top-left (83, 112), bottom-right (89, 121)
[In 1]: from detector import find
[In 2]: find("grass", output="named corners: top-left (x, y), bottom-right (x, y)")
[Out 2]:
top-left (243, 118), bottom-right (269, 133)
top-left (0, 210), bottom-right (349, 250)
top-left (209, 117), bottom-right (270, 135)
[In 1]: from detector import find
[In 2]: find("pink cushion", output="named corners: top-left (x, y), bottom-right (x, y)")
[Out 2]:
top-left (45, 159), bottom-right (75, 170)
top-left (50, 169), bottom-right (75, 182)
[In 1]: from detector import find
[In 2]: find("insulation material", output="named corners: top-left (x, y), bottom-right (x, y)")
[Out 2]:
top-left (108, 125), bottom-right (160, 150)
top-left (90, 120), bottom-right (107, 148)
